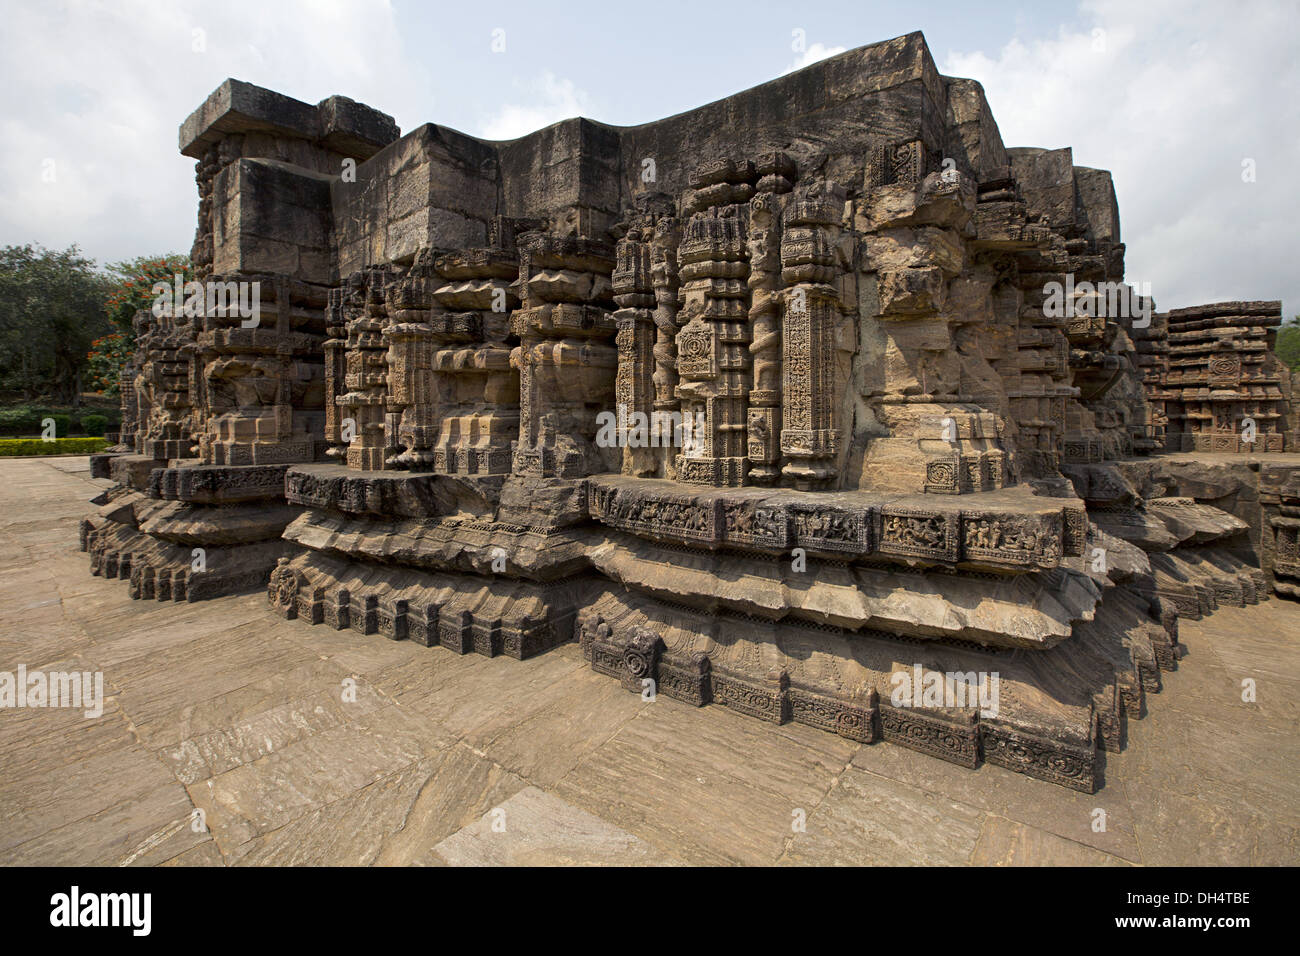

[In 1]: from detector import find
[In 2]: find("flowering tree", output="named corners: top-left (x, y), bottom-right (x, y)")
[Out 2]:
top-left (103, 253), bottom-right (192, 331)
top-left (92, 253), bottom-right (192, 397)
top-left (85, 331), bottom-right (133, 396)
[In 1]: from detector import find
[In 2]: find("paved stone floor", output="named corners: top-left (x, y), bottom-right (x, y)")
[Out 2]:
top-left (1, 456), bottom-right (1297, 866)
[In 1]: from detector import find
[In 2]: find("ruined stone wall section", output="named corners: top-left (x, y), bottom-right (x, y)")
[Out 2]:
top-left (332, 125), bottom-right (501, 278)
top-left (1158, 301), bottom-right (1293, 453)
top-left (188, 275), bottom-right (330, 467)
top-left (84, 40), bottom-right (1297, 790)
top-left (849, 146), bottom-right (1015, 495)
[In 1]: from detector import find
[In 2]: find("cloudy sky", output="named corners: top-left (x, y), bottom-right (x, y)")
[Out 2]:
top-left (2, 0), bottom-right (1295, 314)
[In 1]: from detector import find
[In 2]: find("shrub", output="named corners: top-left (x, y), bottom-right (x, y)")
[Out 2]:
top-left (0, 406), bottom-right (42, 435)
top-left (81, 413), bottom-right (109, 436)
top-left (0, 437), bottom-right (108, 456)
top-left (0, 405), bottom-right (120, 436)
top-left (86, 331), bottom-right (134, 396)
top-left (47, 414), bottom-right (71, 438)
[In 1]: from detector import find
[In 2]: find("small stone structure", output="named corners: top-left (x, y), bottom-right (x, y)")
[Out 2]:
top-left (82, 92), bottom-right (399, 599)
top-left (81, 32), bottom-right (1300, 792)
top-left (1154, 300), bottom-right (1295, 453)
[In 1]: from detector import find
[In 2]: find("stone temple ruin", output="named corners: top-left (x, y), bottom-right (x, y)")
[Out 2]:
top-left (82, 33), bottom-right (1300, 793)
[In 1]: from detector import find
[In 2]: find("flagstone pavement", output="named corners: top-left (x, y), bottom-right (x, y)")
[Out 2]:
top-left (1, 456), bottom-right (1297, 866)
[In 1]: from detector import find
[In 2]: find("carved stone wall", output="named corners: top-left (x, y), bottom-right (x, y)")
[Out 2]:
top-left (80, 35), bottom-right (1300, 791)
top-left (1158, 301), bottom-right (1293, 453)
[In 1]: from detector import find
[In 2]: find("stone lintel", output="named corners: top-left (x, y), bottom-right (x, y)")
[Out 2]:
top-left (181, 78), bottom-right (398, 159)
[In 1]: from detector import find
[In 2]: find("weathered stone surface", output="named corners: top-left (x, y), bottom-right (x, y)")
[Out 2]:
top-left (1149, 300), bottom-right (1295, 454)
top-left (430, 787), bottom-right (681, 866)
top-left (71, 29), bottom-right (1300, 799)
top-left (2, 456), bottom-right (1296, 865)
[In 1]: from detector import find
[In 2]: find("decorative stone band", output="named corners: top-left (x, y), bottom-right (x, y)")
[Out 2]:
top-left (284, 462), bottom-right (503, 518)
top-left (586, 475), bottom-right (1084, 569)
top-left (148, 463), bottom-right (292, 504)
top-left (268, 554), bottom-right (582, 661)
top-left (569, 601), bottom-right (1137, 792)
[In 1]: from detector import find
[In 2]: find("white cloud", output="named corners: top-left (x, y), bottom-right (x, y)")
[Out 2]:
top-left (783, 42), bottom-right (847, 76)
top-left (0, 0), bottom-right (419, 268)
top-left (477, 72), bottom-right (592, 140)
top-left (941, 0), bottom-right (1300, 315)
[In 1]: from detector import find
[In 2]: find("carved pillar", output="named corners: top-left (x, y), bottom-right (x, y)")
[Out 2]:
top-left (383, 250), bottom-right (439, 469)
top-left (650, 215), bottom-right (681, 463)
top-left (746, 152), bottom-right (796, 484)
top-left (428, 247), bottom-right (519, 474)
top-left (323, 281), bottom-right (352, 459)
top-left (780, 179), bottom-right (846, 487)
top-left (340, 264), bottom-right (393, 471)
top-left (510, 234), bottom-right (618, 478)
top-left (110, 358), bottom-right (139, 453)
top-left (137, 305), bottom-right (198, 462)
top-left (612, 194), bottom-right (675, 476)
top-left (674, 159), bottom-right (756, 487)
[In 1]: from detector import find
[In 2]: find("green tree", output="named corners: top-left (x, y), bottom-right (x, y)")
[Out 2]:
top-left (1276, 317), bottom-right (1300, 374)
top-left (0, 244), bottom-right (111, 405)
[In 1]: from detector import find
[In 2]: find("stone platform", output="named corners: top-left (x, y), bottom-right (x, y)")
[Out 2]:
top-left (3, 457), bottom-right (1297, 865)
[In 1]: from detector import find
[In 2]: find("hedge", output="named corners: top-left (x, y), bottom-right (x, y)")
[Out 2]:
top-left (0, 406), bottom-right (122, 437)
top-left (0, 437), bottom-right (109, 456)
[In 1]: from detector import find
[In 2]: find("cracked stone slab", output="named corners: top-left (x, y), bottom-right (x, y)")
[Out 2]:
top-left (229, 744), bottom-right (529, 865)
top-left (185, 703), bottom-right (455, 852)
top-left (779, 767), bottom-right (984, 865)
top-left (430, 786), bottom-right (681, 866)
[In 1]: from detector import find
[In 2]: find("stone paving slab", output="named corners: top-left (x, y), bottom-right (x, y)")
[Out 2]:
top-left (0, 457), bottom-right (1297, 866)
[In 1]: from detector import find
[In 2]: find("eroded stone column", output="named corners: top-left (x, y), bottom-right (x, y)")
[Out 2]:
top-left (674, 159), bottom-right (755, 487)
top-left (340, 264), bottom-right (394, 471)
top-left (429, 247), bottom-right (520, 474)
top-left (780, 179), bottom-right (846, 488)
top-left (511, 234), bottom-right (618, 479)
top-left (613, 194), bottom-right (675, 476)
top-left (384, 250), bottom-right (439, 469)
top-left (746, 152), bottom-right (796, 484)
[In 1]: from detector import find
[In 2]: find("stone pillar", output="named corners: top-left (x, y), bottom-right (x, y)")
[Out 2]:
top-left (136, 305), bottom-right (198, 462)
top-left (323, 282), bottom-right (351, 459)
top-left (110, 358), bottom-right (139, 453)
top-left (650, 215), bottom-right (681, 462)
top-left (674, 159), bottom-right (755, 487)
top-left (780, 179), bottom-right (846, 488)
top-left (612, 195), bottom-right (674, 476)
top-left (383, 250), bottom-right (439, 468)
top-left (511, 234), bottom-right (618, 479)
top-left (746, 152), bottom-right (795, 484)
top-left (428, 247), bottom-right (520, 474)
top-left (340, 264), bottom-right (394, 471)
